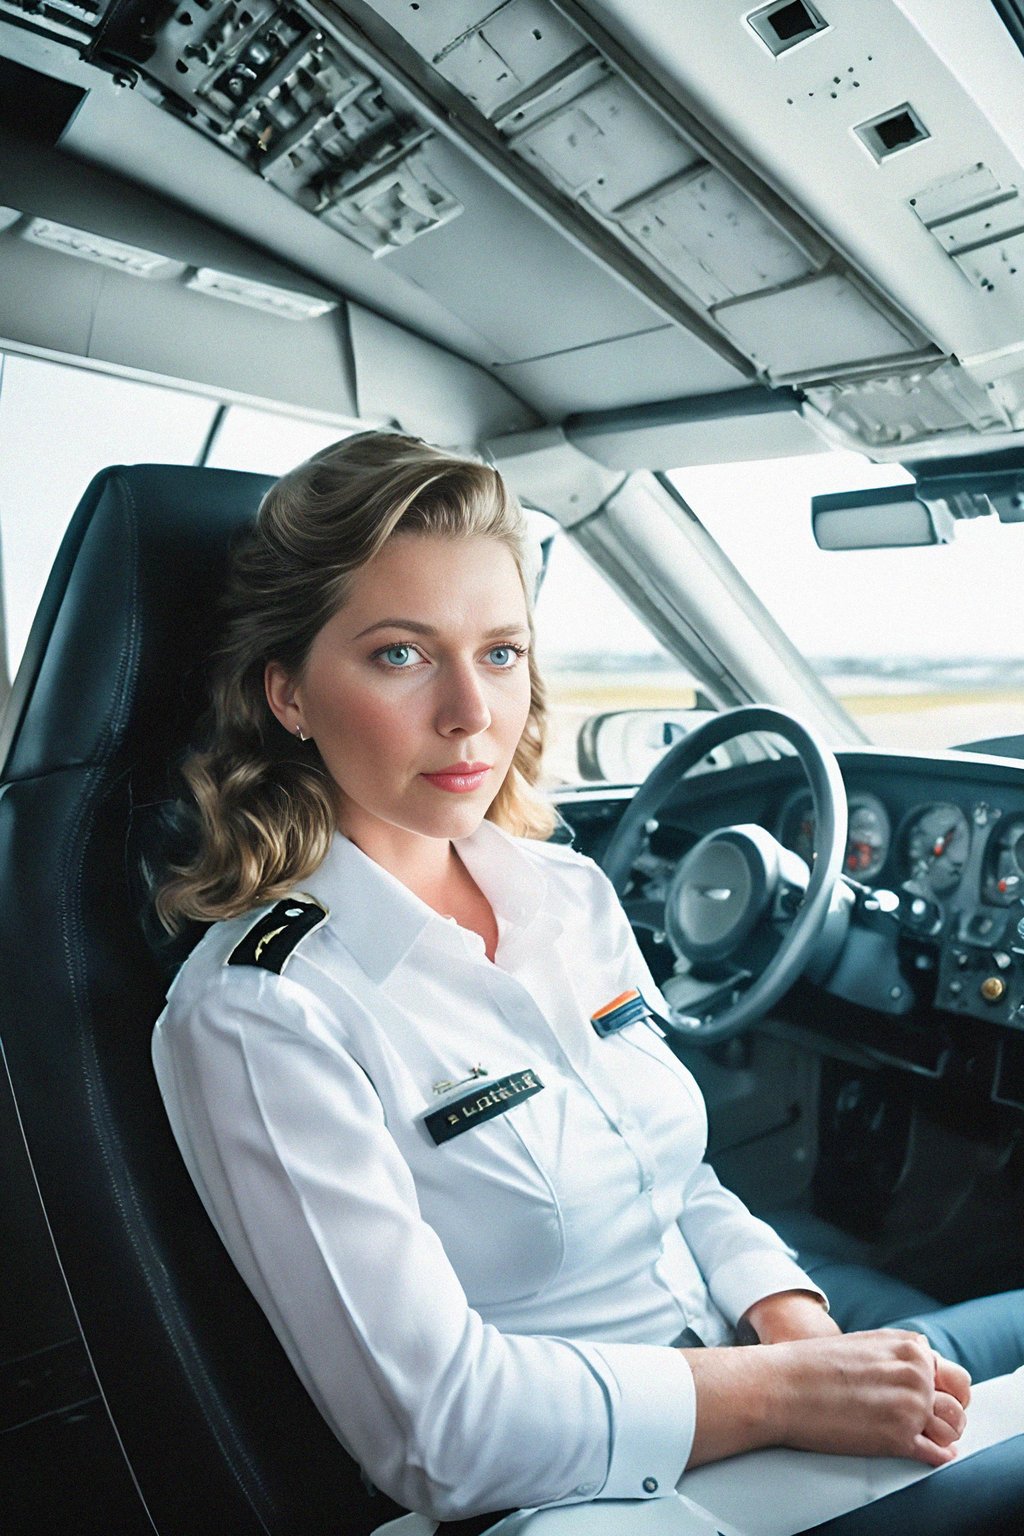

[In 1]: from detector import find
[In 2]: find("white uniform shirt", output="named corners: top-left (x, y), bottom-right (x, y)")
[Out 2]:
top-left (152, 820), bottom-right (823, 1521)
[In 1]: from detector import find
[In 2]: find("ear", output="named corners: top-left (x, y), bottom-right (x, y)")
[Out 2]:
top-left (265, 660), bottom-right (303, 736)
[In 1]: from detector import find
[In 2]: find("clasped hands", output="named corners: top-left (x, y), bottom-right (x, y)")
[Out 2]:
top-left (684, 1289), bottom-right (972, 1470)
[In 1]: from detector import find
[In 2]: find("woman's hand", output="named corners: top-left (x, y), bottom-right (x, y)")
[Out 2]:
top-left (683, 1328), bottom-right (971, 1470)
top-left (740, 1289), bottom-right (841, 1344)
top-left (769, 1329), bottom-right (970, 1467)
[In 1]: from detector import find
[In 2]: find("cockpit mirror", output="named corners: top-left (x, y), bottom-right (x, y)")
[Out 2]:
top-left (571, 706), bottom-right (769, 785)
top-left (811, 484), bottom-right (954, 549)
top-left (812, 451), bottom-right (1024, 550)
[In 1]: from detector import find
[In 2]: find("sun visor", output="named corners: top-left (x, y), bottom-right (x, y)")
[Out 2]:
top-left (564, 387), bottom-right (830, 470)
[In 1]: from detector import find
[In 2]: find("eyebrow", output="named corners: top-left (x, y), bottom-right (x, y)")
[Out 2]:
top-left (353, 618), bottom-right (529, 640)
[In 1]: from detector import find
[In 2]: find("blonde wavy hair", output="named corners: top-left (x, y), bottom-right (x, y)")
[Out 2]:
top-left (157, 430), bottom-right (555, 929)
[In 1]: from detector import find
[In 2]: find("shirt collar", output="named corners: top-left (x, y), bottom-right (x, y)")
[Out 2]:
top-left (300, 820), bottom-right (550, 984)
top-left (456, 818), bottom-right (547, 929)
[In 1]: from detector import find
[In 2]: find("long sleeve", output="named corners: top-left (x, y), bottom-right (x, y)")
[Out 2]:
top-left (153, 963), bottom-right (695, 1520)
top-left (676, 1160), bottom-right (827, 1325)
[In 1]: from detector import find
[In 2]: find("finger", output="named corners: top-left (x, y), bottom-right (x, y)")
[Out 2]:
top-left (932, 1391), bottom-right (967, 1440)
top-left (933, 1353), bottom-right (972, 1408)
top-left (912, 1433), bottom-right (957, 1468)
top-left (922, 1410), bottom-right (960, 1449)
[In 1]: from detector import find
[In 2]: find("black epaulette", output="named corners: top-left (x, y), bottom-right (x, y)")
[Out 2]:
top-left (227, 897), bottom-right (329, 974)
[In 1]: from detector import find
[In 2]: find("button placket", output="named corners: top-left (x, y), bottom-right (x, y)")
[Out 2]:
top-left (480, 948), bottom-right (668, 1219)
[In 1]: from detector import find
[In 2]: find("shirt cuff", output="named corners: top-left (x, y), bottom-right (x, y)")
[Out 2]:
top-left (707, 1249), bottom-right (829, 1328)
top-left (557, 1341), bottom-right (696, 1503)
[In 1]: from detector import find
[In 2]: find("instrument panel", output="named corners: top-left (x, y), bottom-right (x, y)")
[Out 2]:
top-left (773, 775), bottom-right (1024, 1031)
top-left (778, 789), bottom-right (890, 880)
top-left (776, 790), bottom-right (998, 901)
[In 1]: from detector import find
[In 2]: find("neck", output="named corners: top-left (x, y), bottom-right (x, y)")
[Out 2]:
top-left (342, 822), bottom-right (457, 895)
top-left (340, 819), bottom-right (498, 960)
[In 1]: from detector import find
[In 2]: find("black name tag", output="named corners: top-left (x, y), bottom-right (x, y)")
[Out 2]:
top-left (424, 1071), bottom-right (544, 1146)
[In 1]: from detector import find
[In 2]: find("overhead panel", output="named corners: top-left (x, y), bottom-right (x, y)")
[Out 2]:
top-left (0, 0), bottom-right (103, 46)
top-left (368, 0), bottom-right (927, 384)
top-left (911, 162), bottom-right (1024, 296)
top-left (803, 361), bottom-right (1015, 451)
top-left (799, 156), bottom-right (1024, 448)
top-left (713, 271), bottom-right (916, 379)
top-left (580, 0), bottom-right (1024, 451)
top-left (435, 0), bottom-right (585, 117)
top-left (490, 324), bottom-right (746, 419)
top-left (5, 0), bottom-right (1024, 455)
top-left (612, 165), bottom-right (816, 310)
top-left (132, 0), bottom-right (465, 258)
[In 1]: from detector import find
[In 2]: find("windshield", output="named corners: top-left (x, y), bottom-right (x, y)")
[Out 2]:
top-left (670, 451), bottom-right (1024, 754)
top-left (533, 525), bottom-right (700, 786)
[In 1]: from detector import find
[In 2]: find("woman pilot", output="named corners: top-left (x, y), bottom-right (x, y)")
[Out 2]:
top-left (152, 431), bottom-right (1021, 1527)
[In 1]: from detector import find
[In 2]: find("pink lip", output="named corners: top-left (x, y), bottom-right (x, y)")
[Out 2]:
top-left (420, 762), bottom-right (492, 793)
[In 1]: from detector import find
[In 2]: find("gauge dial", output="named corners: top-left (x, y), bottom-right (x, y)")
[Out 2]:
top-left (901, 803), bottom-right (970, 894)
top-left (983, 815), bottom-right (1024, 905)
top-left (778, 790), bottom-right (890, 879)
top-left (844, 797), bottom-right (891, 878)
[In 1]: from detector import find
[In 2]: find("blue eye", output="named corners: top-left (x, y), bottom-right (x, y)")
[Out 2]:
top-left (381, 644), bottom-right (417, 667)
top-left (488, 645), bottom-right (524, 667)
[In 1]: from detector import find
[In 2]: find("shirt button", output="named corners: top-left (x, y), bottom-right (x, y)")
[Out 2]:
top-left (642, 1477), bottom-right (659, 1494)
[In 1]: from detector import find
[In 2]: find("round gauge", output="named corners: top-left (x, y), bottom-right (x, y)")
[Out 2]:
top-left (983, 815), bottom-right (1024, 905)
top-left (901, 803), bottom-right (970, 894)
top-left (777, 790), bottom-right (890, 879)
top-left (843, 795), bottom-right (891, 879)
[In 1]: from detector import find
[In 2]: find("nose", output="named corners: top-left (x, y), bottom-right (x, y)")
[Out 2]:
top-left (436, 659), bottom-right (491, 738)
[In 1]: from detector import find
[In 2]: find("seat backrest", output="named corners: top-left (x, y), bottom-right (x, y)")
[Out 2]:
top-left (0, 465), bottom-right (405, 1534)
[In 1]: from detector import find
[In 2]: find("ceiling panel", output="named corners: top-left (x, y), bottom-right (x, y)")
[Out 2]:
top-left (379, 137), bottom-right (687, 360)
top-left (490, 324), bottom-right (747, 417)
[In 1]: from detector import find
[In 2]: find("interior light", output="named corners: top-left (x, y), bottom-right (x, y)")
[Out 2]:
top-left (186, 267), bottom-right (337, 321)
top-left (22, 218), bottom-right (183, 277)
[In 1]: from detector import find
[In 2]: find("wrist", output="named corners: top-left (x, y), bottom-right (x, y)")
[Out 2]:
top-left (741, 1289), bottom-right (835, 1345)
top-left (683, 1343), bottom-right (781, 1465)
top-left (761, 1340), bottom-right (798, 1444)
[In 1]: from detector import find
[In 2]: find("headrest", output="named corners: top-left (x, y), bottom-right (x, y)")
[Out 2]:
top-left (2, 464), bottom-right (275, 786)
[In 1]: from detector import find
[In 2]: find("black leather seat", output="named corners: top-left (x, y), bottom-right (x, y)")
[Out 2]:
top-left (0, 465), bottom-right (410, 1535)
